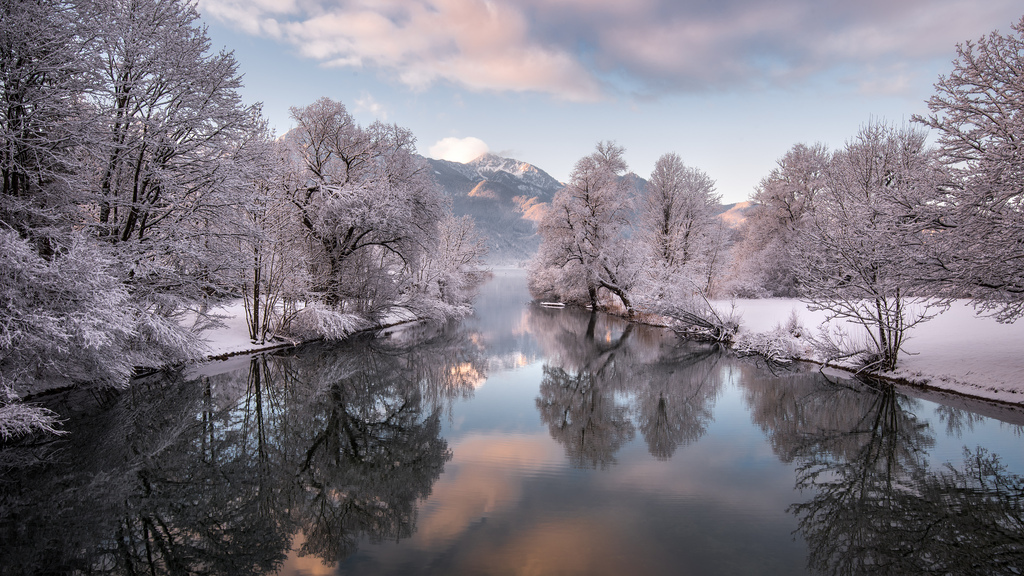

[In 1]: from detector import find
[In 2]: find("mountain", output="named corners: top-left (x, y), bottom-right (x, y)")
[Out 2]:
top-left (716, 201), bottom-right (756, 228)
top-left (425, 154), bottom-right (563, 264)
top-left (425, 154), bottom-right (753, 264)
top-left (430, 153), bottom-right (564, 198)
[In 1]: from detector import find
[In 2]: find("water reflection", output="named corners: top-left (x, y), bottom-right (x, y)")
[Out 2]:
top-left (740, 365), bottom-right (933, 466)
top-left (934, 403), bottom-right (987, 438)
top-left (740, 367), bottom-right (1024, 574)
top-left (0, 371), bottom-right (293, 575)
top-left (530, 306), bottom-right (723, 465)
top-left (2, 275), bottom-right (1023, 575)
top-left (796, 442), bottom-right (1024, 576)
top-left (277, 340), bottom-right (458, 562)
top-left (464, 268), bottom-right (542, 374)
top-left (0, 322), bottom-right (484, 574)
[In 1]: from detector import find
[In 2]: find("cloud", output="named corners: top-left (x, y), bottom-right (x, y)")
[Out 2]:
top-left (591, 0), bottom-right (1024, 93)
top-left (429, 136), bottom-right (490, 163)
top-left (201, 0), bottom-right (602, 101)
top-left (198, 0), bottom-right (297, 37)
top-left (199, 0), bottom-right (1024, 98)
top-left (353, 92), bottom-right (387, 120)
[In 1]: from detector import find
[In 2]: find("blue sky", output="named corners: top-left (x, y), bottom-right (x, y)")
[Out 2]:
top-left (198, 0), bottom-right (1023, 204)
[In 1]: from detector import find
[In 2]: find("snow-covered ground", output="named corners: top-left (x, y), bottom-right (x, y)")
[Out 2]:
top-left (188, 300), bottom-right (426, 381)
top-left (195, 300), bottom-right (419, 359)
top-left (724, 299), bottom-right (1024, 406)
top-left (198, 301), bottom-right (288, 358)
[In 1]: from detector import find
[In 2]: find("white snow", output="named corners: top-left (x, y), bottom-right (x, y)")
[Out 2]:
top-left (719, 298), bottom-right (1024, 406)
top-left (194, 300), bottom-right (424, 363)
top-left (198, 300), bottom-right (293, 357)
top-left (892, 303), bottom-right (1024, 405)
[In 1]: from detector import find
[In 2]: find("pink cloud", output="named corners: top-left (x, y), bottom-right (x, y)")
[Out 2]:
top-left (203, 0), bottom-right (603, 100)
top-left (199, 0), bottom-right (1024, 98)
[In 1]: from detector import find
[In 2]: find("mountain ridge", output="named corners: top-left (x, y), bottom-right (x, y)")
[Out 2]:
top-left (423, 153), bottom-right (563, 264)
top-left (422, 154), bottom-right (751, 264)
top-left (426, 153), bottom-right (563, 199)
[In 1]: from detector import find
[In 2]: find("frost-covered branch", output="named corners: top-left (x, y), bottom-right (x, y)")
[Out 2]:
top-left (912, 15), bottom-right (1024, 323)
top-left (792, 121), bottom-right (949, 371)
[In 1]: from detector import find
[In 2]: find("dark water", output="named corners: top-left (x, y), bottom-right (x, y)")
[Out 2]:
top-left (2, 268), bottom-right (1023, 575)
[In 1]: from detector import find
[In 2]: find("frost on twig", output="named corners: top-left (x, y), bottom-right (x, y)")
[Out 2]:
top-left (809, 323), bottom-right (879, 373)
top-left (662, 293), bottom-right (740, 343)
top-left (733, 309), bottom-right (807, 365)
top-left (285, 305), bottom-right (369, 341)
top-left (0, 399), bottom-right (64, 440)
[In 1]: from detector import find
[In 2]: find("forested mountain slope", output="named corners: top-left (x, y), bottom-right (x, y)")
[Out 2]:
top-left (425, 154), bottom-right (562, 263)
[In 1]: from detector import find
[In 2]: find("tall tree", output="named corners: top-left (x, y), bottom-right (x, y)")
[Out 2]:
top-left (86, 0), bottom-right (265, 364)
top-left (640, 153), bottom-right (720, 270)
top-left (793, 121), bottom-right (946, 371)
top-left (914, 15), bottom-right (1024, 322)
top-left (636, 152), bottom-right (722, 301)
top-left (286, 96), bottom-right (481, 325)
top-left (233, 128), bottom-right (307, 343)
top-left (530, 141), bottom-right (637, 313)
top-left (287, 97), bottom-right (454, 321)
top-left (0, 0), bottom-right (94, 242)
top-left (1, 0), bottom-right (268, 434)
top-left (728, 142), bottom-right (829, 297)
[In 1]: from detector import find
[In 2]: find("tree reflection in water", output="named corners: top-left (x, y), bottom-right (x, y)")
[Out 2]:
top-left (530, 306), bottom-right (723, 466)
top-left (0, 321), bottom-right (484, 575)
top-left (742, 368), bottom-right (1024, 575)
top-left (3, 305), bottom-right (1022, 575)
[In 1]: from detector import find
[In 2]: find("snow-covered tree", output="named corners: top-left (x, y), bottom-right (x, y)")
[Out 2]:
top-left (0, 231), bottom-right (134, 438)
top-left (913, 15), bottom-right (1024, 322)
top-left (530, 141), bottom-right (637, 313)
top-left (85, 0), bottom-right (264, 364)
top-left (635, 152), bottom-right (722, 302)
top-left (0, 0), bottom-right (99, 253)
top-left (230, 128), bottom-right (309, 344)
top-left (287, 97), bottom-right (449, 320)
top-left (794, 121), bottom-right (947, 371)
top-left (411, 212), bottom-right (488, 320)
top-left (1, 0), bottom-right (271, 436)
top-left (728, 142), bottom-right (829, 297)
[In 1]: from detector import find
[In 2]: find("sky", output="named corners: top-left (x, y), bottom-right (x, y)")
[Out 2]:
top-left (197, 0), bottom-right (1024, 204)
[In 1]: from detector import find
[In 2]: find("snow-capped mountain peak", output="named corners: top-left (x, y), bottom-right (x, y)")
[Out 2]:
top-left (426, 153), bottom-right (564, 199)
top-left (468, 154), bottom-right (563, 192)
top-left (422, 153), bottom-right (563, 263)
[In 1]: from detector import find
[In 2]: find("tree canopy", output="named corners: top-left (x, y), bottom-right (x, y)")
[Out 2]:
top-left (914, 15), bottom-right (1024, 322)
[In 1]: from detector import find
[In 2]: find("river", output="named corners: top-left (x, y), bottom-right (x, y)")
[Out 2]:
top-left (1, 268), bottom-right (1022, 575)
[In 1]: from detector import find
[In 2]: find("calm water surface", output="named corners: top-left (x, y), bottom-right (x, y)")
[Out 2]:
top-left (2, 269), bottom-right (1023, 575)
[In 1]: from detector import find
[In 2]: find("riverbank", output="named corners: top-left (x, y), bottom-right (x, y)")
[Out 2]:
top-left (722, 299), bottom-right (1024, 407)
top-left (194, 294), bottom-right (1024, 408)
top-left (189, 300), bottom-right (424, 378)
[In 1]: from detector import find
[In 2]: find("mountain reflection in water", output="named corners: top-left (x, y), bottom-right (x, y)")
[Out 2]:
top-left (1, 269), bottom-right (1022, 575)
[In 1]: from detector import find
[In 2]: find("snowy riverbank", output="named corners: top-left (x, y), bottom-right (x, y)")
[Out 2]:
top-left (723, 299), bottom-right (1024, 406)
top-left (189, 300), bottom-right (422, 377)
top-left (195, 298), bottom-right (1024, 407)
